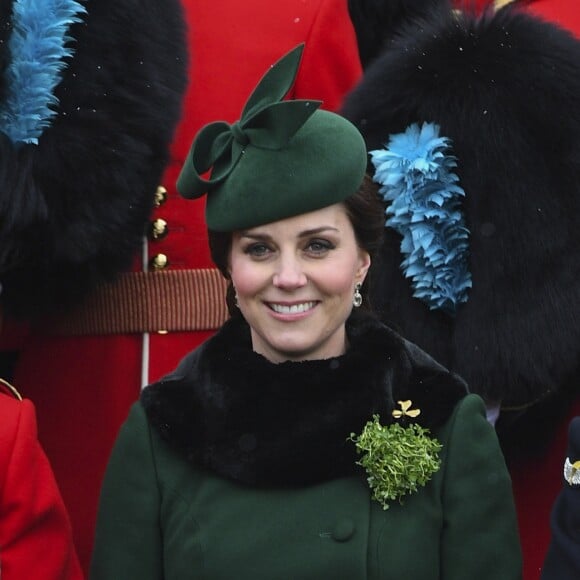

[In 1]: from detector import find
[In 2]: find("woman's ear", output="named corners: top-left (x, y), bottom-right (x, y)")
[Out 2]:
top-left (356, 251), bottom-right (371, 284)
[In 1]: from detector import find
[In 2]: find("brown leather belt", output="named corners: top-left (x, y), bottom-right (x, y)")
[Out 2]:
top-left (41, 269), bottom-right (228, 336)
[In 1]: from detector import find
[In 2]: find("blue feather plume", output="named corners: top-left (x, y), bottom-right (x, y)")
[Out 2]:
top-left (370, 122), bottom-right (471, 315)
top-left (0, 0), bottom-right (86, 145)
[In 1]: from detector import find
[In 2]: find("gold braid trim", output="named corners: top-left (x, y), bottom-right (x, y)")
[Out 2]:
top-left (0, 378), bottom-right (22, 401)
top-left (494, 0), bottom-right (516, 8)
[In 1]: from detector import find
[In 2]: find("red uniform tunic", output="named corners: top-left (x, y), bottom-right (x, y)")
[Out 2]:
top-left (0, 391), bottom-right (82, 580)
top-left (526, 0), bottom-right (580, 35)
top-left (12, 0), bottom-right (362, 572)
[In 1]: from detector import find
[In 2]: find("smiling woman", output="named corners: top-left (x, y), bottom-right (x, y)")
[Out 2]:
top-left (209, 174), bottom-right (384, 319)
top-left (90, 45), bottom-right (522, 580)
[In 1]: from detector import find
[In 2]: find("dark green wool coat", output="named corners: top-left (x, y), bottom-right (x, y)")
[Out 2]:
top-left (90, 313), bottom-right (522, 579)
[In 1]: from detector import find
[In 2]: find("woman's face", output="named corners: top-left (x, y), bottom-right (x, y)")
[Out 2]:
top-left (229, 203), bottom-right (371, 363)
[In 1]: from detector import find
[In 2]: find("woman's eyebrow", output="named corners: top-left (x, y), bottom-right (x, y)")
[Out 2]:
top-left (297, 226), bottom-right (340, 237)
top-left (239, 226), bottom-right (339, 240)
top-left (239, 232), bottom-right (272, 241)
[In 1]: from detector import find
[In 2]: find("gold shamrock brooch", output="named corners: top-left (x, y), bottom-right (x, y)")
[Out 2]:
top-left (391, 399), bottom-right (421, 419)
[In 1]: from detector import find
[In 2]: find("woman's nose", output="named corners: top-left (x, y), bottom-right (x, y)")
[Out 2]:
top-left (272, 255), bottom-right (307, 289)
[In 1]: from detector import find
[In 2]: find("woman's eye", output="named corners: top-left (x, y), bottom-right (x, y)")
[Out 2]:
top-left (245, 243), bottom-right (271, 257)
top-left (306, 239), bottom-right (334, 254)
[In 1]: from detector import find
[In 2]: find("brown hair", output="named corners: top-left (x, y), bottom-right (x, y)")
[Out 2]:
top-left (208, 174), bottom-right (385, 317)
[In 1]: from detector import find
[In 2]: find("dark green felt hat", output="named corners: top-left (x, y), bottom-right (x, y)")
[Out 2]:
top-left (177, 44), bottom-right (367, 232)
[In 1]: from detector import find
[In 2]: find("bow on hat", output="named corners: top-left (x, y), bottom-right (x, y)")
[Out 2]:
top-left (177, 44), bottom-right (322, 199)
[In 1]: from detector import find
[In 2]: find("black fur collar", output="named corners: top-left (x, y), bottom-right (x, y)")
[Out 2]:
top-left (142, 311), bottom-right (467, 487)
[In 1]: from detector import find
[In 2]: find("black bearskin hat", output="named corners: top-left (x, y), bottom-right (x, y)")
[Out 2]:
top-left (342, 5), bottom-right (580, 428)
top-left (0, 0), bottom-right (187, 317)
top-left (348, 0), bottom-right (452, 68)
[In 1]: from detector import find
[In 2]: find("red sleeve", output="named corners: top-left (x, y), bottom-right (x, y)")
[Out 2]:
top-left (0, 397), bottom-right (83, 580)
top-left (294, 0), bottom-right (363, 112)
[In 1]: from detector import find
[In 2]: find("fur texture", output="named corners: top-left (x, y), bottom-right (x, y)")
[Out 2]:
top-left (348, 0), bottom-right (452, 68)
top-left (342, 6), bottom-right (580, 421)
top-left (0, 0), bottom-right (188, 317)
top-left (141, 311), bottom-right (466, 487)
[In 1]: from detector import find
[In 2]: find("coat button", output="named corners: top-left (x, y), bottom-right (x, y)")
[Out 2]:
top-left (149, 253), bottom-right (169, 270)
top-left (149, 218), bottom-right (169, 240)
top-left (154, 185), bottom-right (168, 207)
top-left (331, 518), bottom-right (355, 542)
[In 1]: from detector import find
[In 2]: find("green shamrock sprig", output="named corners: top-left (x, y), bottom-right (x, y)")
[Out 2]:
top-left (349, 403), bottom-right (442, 510)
